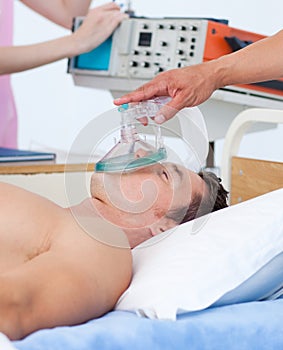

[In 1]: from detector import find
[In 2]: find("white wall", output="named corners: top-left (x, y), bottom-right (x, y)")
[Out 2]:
top-left (12, 0), bottom-right (283, 164)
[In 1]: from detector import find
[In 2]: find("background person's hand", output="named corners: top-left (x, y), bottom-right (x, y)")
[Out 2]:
top-left (114, 62), bottom-right (219, 123)
top-left (72, 2), bottom-right (128, 55)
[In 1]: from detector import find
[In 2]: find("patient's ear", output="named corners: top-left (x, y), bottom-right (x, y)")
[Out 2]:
top-left (149, 217), bottom-right (177, 236)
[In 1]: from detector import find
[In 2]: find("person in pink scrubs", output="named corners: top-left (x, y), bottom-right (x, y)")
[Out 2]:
top-left (0, 0), bottom-right (16, 147)
top-left (0, 1), bottom-right (128, 147)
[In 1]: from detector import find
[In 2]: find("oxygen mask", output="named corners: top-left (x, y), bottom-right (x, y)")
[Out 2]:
top-left (95, 98), bottom-right (170, 173)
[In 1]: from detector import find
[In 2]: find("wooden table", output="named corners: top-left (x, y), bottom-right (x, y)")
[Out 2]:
top-left (0, 160), bottom-right (95, 174)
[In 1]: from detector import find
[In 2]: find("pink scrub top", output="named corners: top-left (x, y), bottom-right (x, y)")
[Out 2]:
top-left (0, 0), bottom-right (17, 147)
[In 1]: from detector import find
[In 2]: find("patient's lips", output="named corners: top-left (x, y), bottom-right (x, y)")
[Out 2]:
top-left (90, 172), bottom-right (109, 205)
top-left (135, 149), bottom-right (149, 158)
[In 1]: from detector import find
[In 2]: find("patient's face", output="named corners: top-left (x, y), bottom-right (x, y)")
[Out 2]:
top-left (91, 162), bottom-right (204, 229)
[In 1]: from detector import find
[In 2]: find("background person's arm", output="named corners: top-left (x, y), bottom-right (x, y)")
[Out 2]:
top-left (114, 29), bottom-right (283, 123)
top-left (20, 0), bottom-right (92, 29)
top-left (0, 3), bottom-right (128, 75)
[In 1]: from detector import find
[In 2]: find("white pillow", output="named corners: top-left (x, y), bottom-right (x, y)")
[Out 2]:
top-left (115, 189), bottom-right (283, 319)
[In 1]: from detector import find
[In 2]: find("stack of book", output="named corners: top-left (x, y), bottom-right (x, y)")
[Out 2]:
top-left (0, 147), bottom-right (56, 163)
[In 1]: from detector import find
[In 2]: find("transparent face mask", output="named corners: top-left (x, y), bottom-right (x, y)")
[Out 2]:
top-left (95, 97), bottom-right (170, 173)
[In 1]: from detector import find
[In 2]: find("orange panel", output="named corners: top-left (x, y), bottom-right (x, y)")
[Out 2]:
top-left (203, 21), bottom-right (265, 61)
top-left (203, 21), bottom-right (283, 97)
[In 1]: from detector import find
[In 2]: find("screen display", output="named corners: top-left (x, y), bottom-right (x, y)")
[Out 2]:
top-left (138, 32), bottom-right (152, 47)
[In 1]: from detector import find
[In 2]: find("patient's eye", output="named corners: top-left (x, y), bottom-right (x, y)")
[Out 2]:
top-left (161, 170), bottom-right (169, 182)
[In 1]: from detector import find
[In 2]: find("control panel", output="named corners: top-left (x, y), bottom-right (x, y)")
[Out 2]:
top-left (70, 18), bottom-right (207, 79)
top-left (70, 17), bottom-right (214, 80)
top-left (69, 17), bottom-right (283, 99)
top-left (68, 17), bottom-right (283, 142)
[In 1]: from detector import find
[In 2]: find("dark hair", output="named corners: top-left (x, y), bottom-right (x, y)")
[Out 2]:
top-left (166, 171), bottom-right (229, 225)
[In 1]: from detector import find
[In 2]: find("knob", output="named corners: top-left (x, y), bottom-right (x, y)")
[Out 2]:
top-left (129, 61), bottom-right (138, 67)
top-left (189, 25), bottom-right (198, 31)
top-left (141, 61), bottom-right (150, 68)
top-left (160, 41), bottom-right (167, 47)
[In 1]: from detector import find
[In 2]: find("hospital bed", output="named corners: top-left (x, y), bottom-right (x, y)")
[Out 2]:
top-left (1, 108), bottom-right (283, 350)
top-left (221, 108), bottom-right (283, 203)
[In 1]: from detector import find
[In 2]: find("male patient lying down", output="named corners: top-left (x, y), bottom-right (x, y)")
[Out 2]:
top-left (0, 162), bottom-right (228, 340)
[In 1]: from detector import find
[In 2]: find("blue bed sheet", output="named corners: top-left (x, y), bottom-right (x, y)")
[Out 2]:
top-left (13, 299), bottom-right (283, 350)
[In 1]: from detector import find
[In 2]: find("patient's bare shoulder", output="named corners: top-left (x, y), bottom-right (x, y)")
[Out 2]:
top-left (1, 236), bottom-right (132, 339)
top-left (50, 217), bottom-right (133, 309)
top-left (0, 181), bottom-right (38, 196)
top-left (30, 234), bottom-right (132, 335)
top-left (0, 181), bottom-right (60, 211)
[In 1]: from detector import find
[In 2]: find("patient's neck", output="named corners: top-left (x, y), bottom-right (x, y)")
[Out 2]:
top-left (68, 197), bottom-right (152, 249)
top-left (67, 197), bottom-right (131, 248)
top-left (68, 197), bottom-right (99, 218)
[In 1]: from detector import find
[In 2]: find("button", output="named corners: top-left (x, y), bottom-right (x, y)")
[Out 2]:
top-left (143, 51), bottom-right (151, 56)
top-left (176, 49), bottom-right (184, 55)
top-left (141, 62), bottom-right (150, 68)
top-left (141, 23), bottom-right (149, 29)
top-left (157, 67), bottom-right (164, 72)
top-left (190, 45), bottom-right (195, 50)
top-left (191, 37), bottom-right (196, 43)
top-left (129, 61), bottom-right (138, 67)
top-left (131, 50), bottom-right (139, 55)
top-left (160, 41), bottom-right (167, 47)
top-left (157, 24), bottom-right (164, 29)
top-left (167, 24), bottom-right (175, 30)
top-left (189, 25), bottom-right (198, 31)
top-left (189, 52), bottom-right (194, 57)
top-left (178, 37), bottom-right (186, 42)
top-left (179, 25), bottom-right (186, 31)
